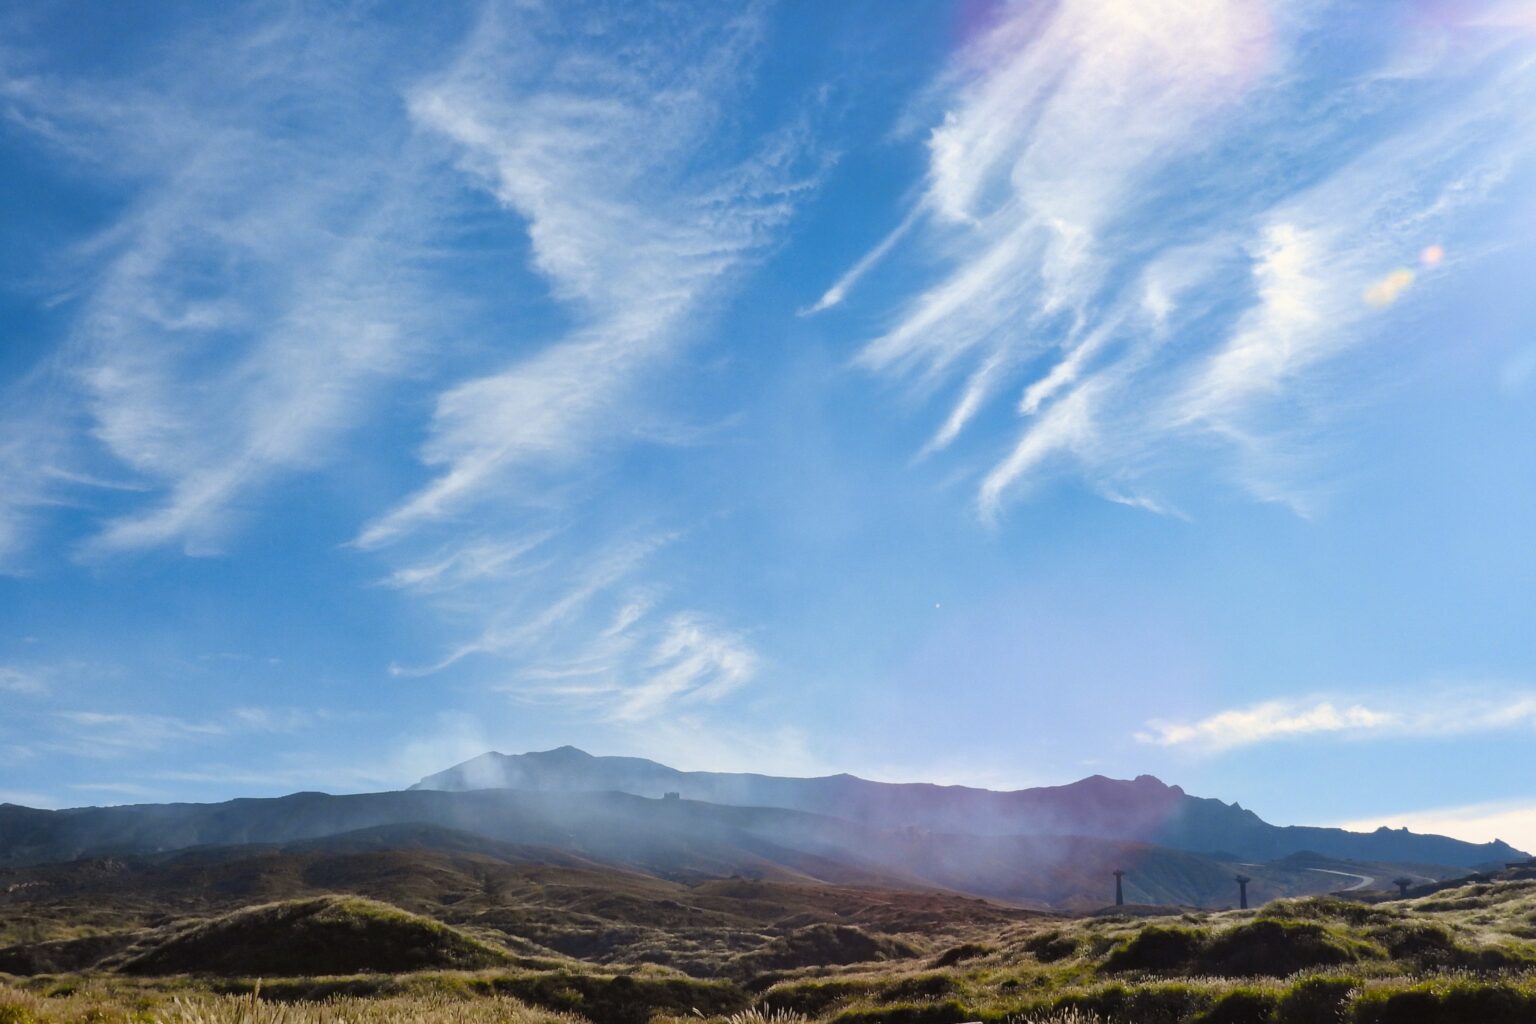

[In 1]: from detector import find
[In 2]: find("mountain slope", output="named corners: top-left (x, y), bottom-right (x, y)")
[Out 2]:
top-left (0, 790), bottom-right (1375, 911)
top-left (413, 747), bottom-right (1525, 868)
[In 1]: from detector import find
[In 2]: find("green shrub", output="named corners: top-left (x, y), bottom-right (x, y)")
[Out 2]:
top-left (734, 926), bottom-right (918, 974)
top-left (1025, 932), bottom-right (1080, 964)
top-left (1259, 899), bottom-right (1384, 928)
top-left (486, 972), bottom-right (747, 1024)
top-left (932, 942), bottom-right (991, 967)
top-left (1124, 984), bottom-right (1211, 1024)
top-left (762, 979), bottom-right (877, 1016)
top-left (1275, 977), bottom-right (1355, 1024)
top-left (1453, 942), bottom-right (1536, 970)
top-left (1368, 923), bottom-right (1457, 968)
top-left (1197, 989), bottom-right (1278, 1024)
top-left (1353, 981), bottom-right (1536, 1024)
top-left (828, 999), bottom-right (970, 1024)
top-left (880, 975), bottom-right (956, 1002)
top-left (1054, 983), bottom-right (1208, 1024)
top-left (1197, 921), bottom-right (1362, 977)
top-left (1369, 921), bottom-right (1536, 971)
top-left (1102, 926), bottom-right (1206, 972)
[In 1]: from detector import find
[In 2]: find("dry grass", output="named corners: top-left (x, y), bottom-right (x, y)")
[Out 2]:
top-left (5, 877), bottom-right (1536, 1024)
top-left (723, 1009), bottom-right (810, 1024)
top-left (0, 984), bottom-right (573, 1024)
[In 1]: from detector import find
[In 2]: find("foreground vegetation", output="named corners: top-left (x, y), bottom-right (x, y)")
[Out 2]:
top-left (4, 874), bottom-right (1535, 1024)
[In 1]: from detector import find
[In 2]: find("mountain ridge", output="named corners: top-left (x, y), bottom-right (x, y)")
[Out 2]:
top-left (1, 747), bottom-right (1521, 911)
top-left (412, 747), bottom-right (1524, 868)
top-left (0, 795), bottom-right (1429, 911)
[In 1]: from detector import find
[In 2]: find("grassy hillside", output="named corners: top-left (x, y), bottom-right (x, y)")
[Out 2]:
top-left (0, 837), bottom-right (1043, 976)
top-left (2, 868), bottom-right (1534, 1023)
top-left (745, 874), bottom-right (1536, 1024)
top-left (55, 896), bottom-right (509, 977)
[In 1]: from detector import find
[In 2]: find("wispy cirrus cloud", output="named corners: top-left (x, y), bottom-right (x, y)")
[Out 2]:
top-left (389, 529), bottom-right (762, 723)
top-left (0, 397), bottom-right (72, 573)
top-left (352, 2), bottom-right (808, 724)
top-left (67, 781), bottom-right (163, 800)
top-left (50, 704), bottom-right (329, 758)
top-left (819, 0), bottom-right (1536, 521)
top-left (1139, 689), bottom-right (1536, 752)
top-left (0, 665), bottom-right (48, 694)
top-left (380, 532), bottom-right (556, 593)
top-left (389, 531), bottom-right (676, 678)
top-left (0, 6), bottom-right (448, 560)
top-left (357, 3), bottom-right (819, 549)
top-left (604, 613), bottom-right (760, 722)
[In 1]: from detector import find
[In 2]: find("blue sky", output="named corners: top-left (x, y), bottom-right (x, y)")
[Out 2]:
top-left (2, 0), bottom-right (1535, 851)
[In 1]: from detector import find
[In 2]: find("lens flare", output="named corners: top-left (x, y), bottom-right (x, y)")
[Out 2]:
top-left (1363, 268), bottom-right (1416, 308)
top-left (1420, 244), bottom-right (1445, 266)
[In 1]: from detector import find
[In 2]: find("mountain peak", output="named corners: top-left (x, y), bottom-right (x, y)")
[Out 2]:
top-left (528, 745), bottom-right (594, 760)
top-left (406, 748), bottom-right (1527, 868)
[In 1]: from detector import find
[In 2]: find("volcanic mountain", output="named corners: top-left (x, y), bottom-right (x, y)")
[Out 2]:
top-left (414, 746), bottom-right (1524, 869)
top-left (0, 748), bottom-right (1522, 912)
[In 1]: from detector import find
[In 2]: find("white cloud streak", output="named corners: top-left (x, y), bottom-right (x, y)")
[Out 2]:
top-left (0, 666), bottom-right (47, 694)
top-left (609, 614), bottom-right (760, 722)
top-left (348, 3), bottom-right (801, 726)
top-left (802, 202), bottom-right (923, 315)
top-left (357, 4), bottom-right (816, 548)
top-left (1139, 690), bottom-right (1536, 752)
top-left (382, 532), bottom-right (555, 593)
top-left (826, 0), bottom-right (1536, 521)
top-left (389, 532), bottom-right (675, 678)
top-left (50, 704), bottom-right (327, 758)
top-left (389, 528), bottom-right (762, 721)
top-left (1, 7), bottom-right (444, 559)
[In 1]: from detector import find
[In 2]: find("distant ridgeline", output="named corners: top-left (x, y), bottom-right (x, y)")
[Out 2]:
top-left (412, 747), bottom-right (1523, 869)
top-left (0, 747), bottom-right (1522, 910)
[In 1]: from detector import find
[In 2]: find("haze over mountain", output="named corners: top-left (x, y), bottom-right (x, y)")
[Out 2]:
top-left (1, 749), bottom-right (1522, 912)
top-left (413, 748), bottom-right (1526, 869)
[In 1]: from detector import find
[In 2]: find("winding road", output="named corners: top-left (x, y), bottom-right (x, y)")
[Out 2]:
top-left (1307, 867), bottom-right (1374, 891)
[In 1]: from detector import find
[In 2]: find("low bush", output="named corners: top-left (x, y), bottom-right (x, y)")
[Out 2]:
top-left (734, 926), bottom-right (918, 974)
top-left (484, 971), bottom-right (747, 1024)
top-left (1025, 932), bottom-right (1080, 964)
top-left (879, 975), bottom-right (956, 1002)
top-left (1353, 980), bottom-right (1536, 1024)
top-left (761, 979), bottom-right (878, 1016)
top-left (1102, 927), bottom-right (1206, 973)
top-left (1196, 988), bottom-right (1278, 1024)
top-left (827, 999), bottom-right (971, 1024)
top-left (1274, 976), bottom-right (1356, 1024)
top-left (1196, 921), bottom-right (1365, 977)
top-left (1054, 982), bottom-right (1208, 1024)
top-left (931, 942), bottom-right (991, 968)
